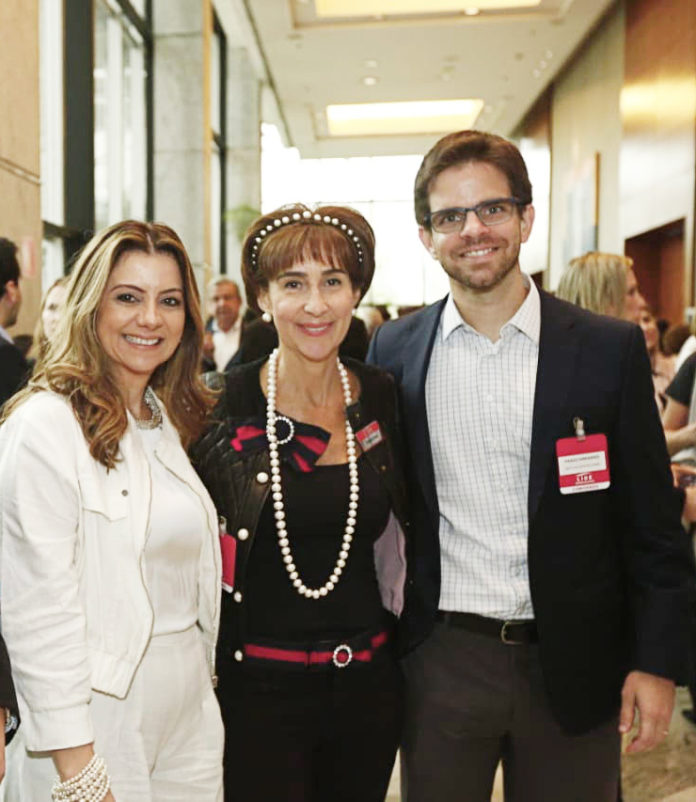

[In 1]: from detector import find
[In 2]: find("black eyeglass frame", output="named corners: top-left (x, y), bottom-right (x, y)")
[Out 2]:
top-left (424, 196), bottom-right (526, 232)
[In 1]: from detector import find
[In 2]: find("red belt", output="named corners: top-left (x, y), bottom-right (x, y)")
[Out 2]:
top-left (244, 630), bottom-right (389, 669)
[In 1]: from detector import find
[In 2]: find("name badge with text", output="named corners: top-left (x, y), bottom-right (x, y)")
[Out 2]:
top-left (556, 433), bottom-right (610, 494)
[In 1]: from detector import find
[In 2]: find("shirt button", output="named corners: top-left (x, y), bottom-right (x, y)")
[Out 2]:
top-left (234, 650), bottom-right (243, 662)
top-left (256, 471), bottom-right (269, 484)
top-left (233, 591), bottom-right (242, 603)
top-left (121, 489), bottom-right (128, 496)
top-left (237, 528), bottom-right (249, 541)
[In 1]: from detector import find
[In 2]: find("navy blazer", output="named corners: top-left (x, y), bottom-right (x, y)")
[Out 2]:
top-left (0, 339), bottom-right (29, 408)
top-left (367, 289), bottom-right (695, 734)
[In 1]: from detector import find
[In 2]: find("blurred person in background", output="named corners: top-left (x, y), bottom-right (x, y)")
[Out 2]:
top-left (556, 251), bottom-right (644, 322)
top-left (208, 277), bottom-right (244, 370)
top-left (0, 220), bottom-right (223, 801)
top-left (30, 275), bottom-right (69, 362)
top-left (638, 306), bottom-right (675, 411)
top-left (0, 238), bottom-right (29, 406)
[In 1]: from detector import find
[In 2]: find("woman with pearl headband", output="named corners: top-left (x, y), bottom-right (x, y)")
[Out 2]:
top-left (190, 203), bottom-right (410, 801)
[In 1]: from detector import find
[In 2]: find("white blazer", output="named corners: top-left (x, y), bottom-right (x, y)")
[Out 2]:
top-left (0, 391), bottom-right (221, 751)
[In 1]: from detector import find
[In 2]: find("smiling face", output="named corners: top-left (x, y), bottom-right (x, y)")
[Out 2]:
top-left (419, 161), bottom-right (534, 295)
top-left (96, 250), bottom-right (186, 398)
top-left (258, 259), bottom-right (360, 364)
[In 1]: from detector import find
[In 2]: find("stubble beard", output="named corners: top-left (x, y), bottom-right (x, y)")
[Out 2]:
top-left (440, 238), bottom-right (521, 294)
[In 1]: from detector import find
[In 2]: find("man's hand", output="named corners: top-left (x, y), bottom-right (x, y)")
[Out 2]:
top-left (619, 670), bottom-right (675, 753)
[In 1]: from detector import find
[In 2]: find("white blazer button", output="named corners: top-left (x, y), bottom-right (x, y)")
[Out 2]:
top-left (256, 471), bottom-right (269, 484)
top-left (237, 528), bottom-right (249, 540)
top-left (234, 650), bottom-right (243, 662)
top-left (233, 591), bottom-right (243, 602)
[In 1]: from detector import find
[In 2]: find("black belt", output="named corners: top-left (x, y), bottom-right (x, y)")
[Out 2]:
top-left (437, 611), bottom-right (538, 645)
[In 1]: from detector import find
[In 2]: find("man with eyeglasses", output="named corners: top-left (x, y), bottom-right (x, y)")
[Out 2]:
top-left (367, 130), bottom-right (693, 801)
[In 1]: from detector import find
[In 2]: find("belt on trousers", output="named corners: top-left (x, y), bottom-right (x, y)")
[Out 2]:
top-left (243, 630), bottom-right (389, 669)
top-left (437, 611), bottom-right (538, 645)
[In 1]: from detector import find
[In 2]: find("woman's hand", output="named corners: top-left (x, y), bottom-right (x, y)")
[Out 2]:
top-left (52, 744), bottom-right (116, 799)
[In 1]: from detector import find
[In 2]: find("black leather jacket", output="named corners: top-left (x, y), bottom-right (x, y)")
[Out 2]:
top-left (190, 358), bottom-right (412, 669)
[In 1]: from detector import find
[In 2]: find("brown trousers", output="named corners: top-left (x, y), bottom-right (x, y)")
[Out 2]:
top-left (401, 621), bottom-right (620, 802)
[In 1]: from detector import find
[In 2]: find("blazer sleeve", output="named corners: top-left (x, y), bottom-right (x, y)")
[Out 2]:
top-left (615, 325), bottom-right (696, 681)
top-left (0, 397), bottom-right (94, 751)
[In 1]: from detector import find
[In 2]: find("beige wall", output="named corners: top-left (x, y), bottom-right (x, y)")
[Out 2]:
top-left (0, 0), bottom-right (42, 335)
top-left (548, 3), bottom-right (625, 289)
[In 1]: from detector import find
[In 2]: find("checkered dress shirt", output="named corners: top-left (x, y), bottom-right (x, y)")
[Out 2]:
top-left (425, 276), bottom-right (540, 619)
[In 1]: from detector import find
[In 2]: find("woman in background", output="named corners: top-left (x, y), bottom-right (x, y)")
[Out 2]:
top-left (192, 203), bottom-right (409, 802)
top-left (30, 275), bottom-right (68, 362)
top-left (0, 220), bottom-right (223, 801)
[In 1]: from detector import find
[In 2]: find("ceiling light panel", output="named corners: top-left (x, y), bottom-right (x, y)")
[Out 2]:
top-left (325, 99), bottom-right (484, 137)
top-left (315, 0), bottom-right (541, 17)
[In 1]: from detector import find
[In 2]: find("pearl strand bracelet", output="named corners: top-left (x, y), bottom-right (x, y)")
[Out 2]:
top-left (52, 754), bottom-right (111, 802)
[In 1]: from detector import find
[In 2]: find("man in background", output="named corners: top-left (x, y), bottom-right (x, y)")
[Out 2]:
top-left (207, 277), bottom-right (243, 371)
top-left (0, 238), bottom-right (29, 406)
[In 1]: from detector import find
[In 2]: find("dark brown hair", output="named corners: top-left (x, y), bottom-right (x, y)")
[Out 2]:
top-left (414, 130), bottom-right (533, 228)
top-left (241, 204), bottom-right (375, 312)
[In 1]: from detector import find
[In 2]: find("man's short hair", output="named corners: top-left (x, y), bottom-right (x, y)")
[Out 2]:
top-left (209, 276), bottom-right (241, 297)
top-left (0, 238), bottom-right (20, 298)
top-left (414, 130), bottom-right (533, 228)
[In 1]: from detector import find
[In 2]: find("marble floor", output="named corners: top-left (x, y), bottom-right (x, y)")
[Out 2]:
top-left (386, 688), bottom-right (696, 802)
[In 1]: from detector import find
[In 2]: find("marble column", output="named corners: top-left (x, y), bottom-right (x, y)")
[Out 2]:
top-left (152, 0), bottom-right (208, 285)
top-left (224, 45), bottom-right (262, 293)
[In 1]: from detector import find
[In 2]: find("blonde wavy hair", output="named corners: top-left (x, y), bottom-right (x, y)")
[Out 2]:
top-left (2, 220), bottom-right (217, 468)
top-left (556, 251), bottom-right (633, 317)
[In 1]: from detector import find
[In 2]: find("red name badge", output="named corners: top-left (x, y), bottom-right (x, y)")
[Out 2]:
top-left (555, 433), bottom-right (610, 494)
top-left (219, 517), bottom-right (236, 592)
top-left (355, 421), bottom-right (384, 452)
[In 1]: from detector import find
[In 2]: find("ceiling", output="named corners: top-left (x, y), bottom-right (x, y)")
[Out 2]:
top-left (245, 0), bottom-right (616, 158)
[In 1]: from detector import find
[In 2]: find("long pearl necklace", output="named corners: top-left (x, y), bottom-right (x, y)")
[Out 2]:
top-left (266, 348), bottom-right (359, 600)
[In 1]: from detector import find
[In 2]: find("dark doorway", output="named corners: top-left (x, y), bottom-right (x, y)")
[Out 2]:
top-left (625, 219), bottom-right (685, 324)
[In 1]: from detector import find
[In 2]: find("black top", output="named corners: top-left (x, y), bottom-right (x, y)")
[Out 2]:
top-left (247, 457), bottom-right (391, 640)
top-left (666, 352), bottom-right (696, 406)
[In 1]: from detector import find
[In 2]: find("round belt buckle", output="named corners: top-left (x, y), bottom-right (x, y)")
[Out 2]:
top-left (332, 644), bottom-right (353, 668)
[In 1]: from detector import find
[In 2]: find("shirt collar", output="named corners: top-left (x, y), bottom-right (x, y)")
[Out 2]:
top-left (440, 272), bottom-right (541, 345)
top-left (0, 325), bottom-right (13, 345)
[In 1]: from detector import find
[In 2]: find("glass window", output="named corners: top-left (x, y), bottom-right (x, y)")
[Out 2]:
top-left (94, 0), bottom-right (148, 230)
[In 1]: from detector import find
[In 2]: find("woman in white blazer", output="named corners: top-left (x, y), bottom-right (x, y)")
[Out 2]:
top-left (0, 221), bottom-right (223, 802)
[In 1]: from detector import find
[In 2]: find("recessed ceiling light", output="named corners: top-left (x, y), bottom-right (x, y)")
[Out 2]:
top-left (325, 98), bottom-right (484, 137)
top-left (464, 7), bottom-right (480, 14)
top-left (363, 76), bottom-right (379, 86)
top-left (315, 0), bottom-right (541, 17)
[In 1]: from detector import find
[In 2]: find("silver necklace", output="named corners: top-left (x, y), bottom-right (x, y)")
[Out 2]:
top-left (134, 386), bottom-right (163, 430)
top-left (266, 348), bottom-right (359, 600)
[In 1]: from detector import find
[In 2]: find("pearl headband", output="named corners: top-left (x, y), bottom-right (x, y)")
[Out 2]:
top-left (250, 210), bottom-right (364, 269)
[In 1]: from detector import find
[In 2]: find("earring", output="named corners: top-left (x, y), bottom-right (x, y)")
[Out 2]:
top-left (262, 311), bottom-right (272, 323)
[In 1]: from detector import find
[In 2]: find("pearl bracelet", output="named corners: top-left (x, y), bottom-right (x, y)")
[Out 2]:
top-left (52, 754), bottom-right (111, 802)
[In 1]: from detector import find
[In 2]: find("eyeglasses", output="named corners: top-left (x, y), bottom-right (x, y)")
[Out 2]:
top-left (425, 197), bottom-right (522, 233)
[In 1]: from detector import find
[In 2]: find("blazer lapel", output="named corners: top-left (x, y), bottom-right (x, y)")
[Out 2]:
top-left (401, 298), bottom-right (446, 524)
top-left (528, 292), bottom-right (580, 525)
